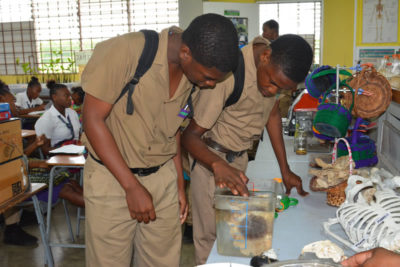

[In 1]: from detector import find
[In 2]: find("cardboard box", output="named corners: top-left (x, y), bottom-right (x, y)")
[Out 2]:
top-left (0, 111), bottom-right (12, 121)
top-left (0, 103), bottom-right (10, 112)
top-left (0, 119), bottom-right (22, 164)
top-left (0, 158), bottom-right (26, 205)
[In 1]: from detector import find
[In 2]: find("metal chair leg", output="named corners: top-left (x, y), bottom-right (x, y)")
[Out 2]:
top-left (33, 195), bottom-right (54, 267)
top-left (62, 199), bottom-right (75, 242)
top-left (76, 169), bottom-right (84, 238)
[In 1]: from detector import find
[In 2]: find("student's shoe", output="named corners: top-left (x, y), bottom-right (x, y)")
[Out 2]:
top-left (19, 209), bottom-right (38, 227)
top-left (3, 224), bottom-right (38, 246)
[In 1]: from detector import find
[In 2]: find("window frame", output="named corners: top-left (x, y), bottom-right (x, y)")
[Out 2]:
top-left (258, 0), bottom-right (324, 65)
top-left (0, 0), bottom-right (179, 76)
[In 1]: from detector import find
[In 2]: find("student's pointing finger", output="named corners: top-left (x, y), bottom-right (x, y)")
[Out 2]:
top-left (236, 183), bottom-right (249, 197)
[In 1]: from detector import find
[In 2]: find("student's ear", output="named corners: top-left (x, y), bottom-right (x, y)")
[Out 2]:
top-left (179, 44), bottom-right (193, 63)
top-left (259, 48), bottom-right (272, 65)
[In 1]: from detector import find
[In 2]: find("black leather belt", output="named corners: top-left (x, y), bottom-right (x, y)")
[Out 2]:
top-left (204, 138), bottom-right (246, 163)
top-left (89, 153), bottom-right (161, 177)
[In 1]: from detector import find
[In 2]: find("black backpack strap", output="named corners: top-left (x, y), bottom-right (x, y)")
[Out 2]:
top-left (224, 49), bottom-right (245, 108)
top-left (186, 84), bottom-right (196, 119)
top-left (115, 29), bottom-right (159, 115)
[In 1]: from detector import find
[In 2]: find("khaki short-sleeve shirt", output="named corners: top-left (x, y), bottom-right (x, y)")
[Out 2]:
top-left (193, 36), bottom-right (279, 152)
top-left (81, 27), bottom-right (197, 168)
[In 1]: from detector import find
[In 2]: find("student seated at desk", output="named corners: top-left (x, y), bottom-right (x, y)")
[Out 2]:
top-left (0, 80), bottom-right (19, 117)
top-left (1, 82), bottom-right (84, 239)
top-left (15, 76), bottom-right (46, 115)
top-left (34, 80), bottom-right (81, 156)
top-left (71, 86), bottom-right (84, 123)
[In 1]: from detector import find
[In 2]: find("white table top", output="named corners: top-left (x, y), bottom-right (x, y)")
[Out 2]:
top-left (207, 133), bottom-right (351, 264)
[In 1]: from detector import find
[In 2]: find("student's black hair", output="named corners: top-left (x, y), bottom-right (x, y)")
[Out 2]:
top-left (47, 80), bottom-right (67, 100)
top-left (71, 86), bottom-right (85, 102)
top-left (263, 20), bottom-right (279, 34)
top-left (0, 80), bottom-right (10, 96)
top-left (270, 34), bottom-right (313, 83)
top-left (182, 13), bottom-right (239, 73)
top-left (28, 76), bottom-right (41, 88)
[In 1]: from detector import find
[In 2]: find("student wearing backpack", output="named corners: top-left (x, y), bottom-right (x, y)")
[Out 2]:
top-left (181, 35), bottom-right (313, 264)
top-left (80, 14), bottom-right (239, 267)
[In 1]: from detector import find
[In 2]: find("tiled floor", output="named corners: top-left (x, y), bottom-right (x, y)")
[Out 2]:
top-left (0, 202), bottom-right (195, 267)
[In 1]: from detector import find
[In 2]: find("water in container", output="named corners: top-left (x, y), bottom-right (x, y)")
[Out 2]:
top-left (215, 179), bottom-right (278, 257)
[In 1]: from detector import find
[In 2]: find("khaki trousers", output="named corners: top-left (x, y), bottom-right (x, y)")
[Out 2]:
top-left (84, 156), bottom-right (181, 267)
top-left (190, 148), bottom-right (248, 265)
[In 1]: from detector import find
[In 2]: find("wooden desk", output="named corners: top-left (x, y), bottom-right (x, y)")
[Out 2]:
top-left (0, 183), bottom-right (54, 267)
top-left (0, 183), bottom-right (47, 214)
top-left (46, 154), bottom-right (86, 166)
top-left (21, 129), bottom-right (36, 138)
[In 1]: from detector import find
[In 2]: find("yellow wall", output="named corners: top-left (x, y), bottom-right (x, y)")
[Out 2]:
top-left (322, 0), bottom-right (355, 67)
top-left (207, 0), bottom-right (256, 2)
top-left (0, 76), bottom-right (19, 85)
top-left (0, 74), bottom-right (80, 85)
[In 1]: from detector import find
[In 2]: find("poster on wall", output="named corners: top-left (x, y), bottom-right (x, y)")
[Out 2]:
top-left (358, 48), bottom-right (395, 67)
top-left (362, 0), bottom-right (398, 43)
top-left (229, 17), bottom-right (248, 47)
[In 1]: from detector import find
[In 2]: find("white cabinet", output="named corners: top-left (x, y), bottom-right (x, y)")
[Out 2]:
top-left (377, 101), bottom-right (400, 175)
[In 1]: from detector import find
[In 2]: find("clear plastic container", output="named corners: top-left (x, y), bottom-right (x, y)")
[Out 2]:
top-left (293, 111), bottom-right (313, 155)
top-left (214, 180), bottom-right (278, 257)
top-left (294, 126), bottom-right (308, 155)
top-left (266, 259), bottom-right (341, 267)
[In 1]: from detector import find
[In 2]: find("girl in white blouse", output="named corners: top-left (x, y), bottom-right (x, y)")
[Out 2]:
top-left (15, 76), bottom-right (46, 115)
top-left (35, 80), bottom-right (81, 155)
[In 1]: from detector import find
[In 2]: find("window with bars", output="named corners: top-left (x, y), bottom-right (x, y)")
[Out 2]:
top-left (0, 0), bottom-right (179, 75)
top-left (259, 1), bottom-right (322, 65)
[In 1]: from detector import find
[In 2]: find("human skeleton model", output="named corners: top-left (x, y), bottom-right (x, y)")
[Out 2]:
top-left (372, 0), bottom-right (388, 41)
top-left (324, 168), bottom-right (400, 253)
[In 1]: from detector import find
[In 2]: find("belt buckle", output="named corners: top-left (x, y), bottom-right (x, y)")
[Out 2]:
top-left (225, 152), bottom-right (235, 163)
top-left (137, 168), bottom-right (146, 177)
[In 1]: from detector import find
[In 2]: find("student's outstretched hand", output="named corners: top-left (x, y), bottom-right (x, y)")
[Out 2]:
top-left (212, 160), bottom-right (249, 197)
top-left (35, 135), bottom-right (45, 146)
top-left (342, 247), bottom-right (400, 267)
top-left (24, 135), bottom-right (46, 156)
top-left (125, 183), bottom-right (156, 224)
top-left (282, 170), bottom-right (308, 196)
top-left (36, 104), bottom-right (46, 111)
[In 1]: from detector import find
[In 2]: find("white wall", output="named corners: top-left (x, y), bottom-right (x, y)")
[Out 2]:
top-left (179, 0), bottom-right (203, 30)
top-left (203, 2), bottom-right (260, 41)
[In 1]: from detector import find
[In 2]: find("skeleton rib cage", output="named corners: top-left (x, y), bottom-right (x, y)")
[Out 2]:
top-left (325, 189), bottom-right (400, 252)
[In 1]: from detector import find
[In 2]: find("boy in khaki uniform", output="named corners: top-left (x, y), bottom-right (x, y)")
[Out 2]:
top-left (262, 19), bottom-right (279, 41)
top-left (182, 35), bottom-right (314, 264)
top-left (80, 14), bottom-right (239, 267)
